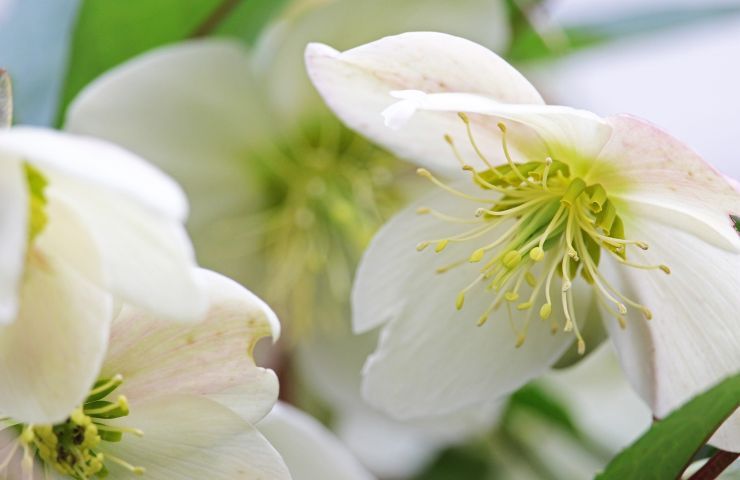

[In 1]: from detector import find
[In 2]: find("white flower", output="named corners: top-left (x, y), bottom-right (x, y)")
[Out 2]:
top-left (0, 78), bottom-right (207, 427)
top-left (0, 270), bottom-right (291, 480)
top-left (305, 31), bottom-right (740, 450)
top-left (64, 1), bottom-right (511, 475)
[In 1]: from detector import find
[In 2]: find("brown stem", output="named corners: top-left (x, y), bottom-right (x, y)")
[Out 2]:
top-left (688, 450), bottom-right (739, 480)
top-left (189, 0), bottom-right (242, 38)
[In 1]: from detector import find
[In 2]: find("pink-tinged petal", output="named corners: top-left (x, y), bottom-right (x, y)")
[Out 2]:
top-left (0, 156), bottom-right (27, 324)
top-left (305, 32), bottom-right (544, 174)
top-left (603, 218), bottom-right (740, 451)
top-left (102, 270), bottom-right (280, 425)
top-left (0, 127), bottom-right (187, 221)
top-left (104, 394), bottom-right (291, 479)
top-left (0, 197), bottom-right (111, 424)
top-left (258, 402), bottom-right (374, 480)
top-left (599, 114), bottom-right (740, 251)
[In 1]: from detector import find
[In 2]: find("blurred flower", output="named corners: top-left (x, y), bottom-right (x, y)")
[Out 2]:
top-left (259, 401), bottom-right (374, 480)
top-left (0, 270), bottom-right (290, 479)
top-left (306, 31), bottom-right (740, 450)
top-left (0, 74), bottom-right (207, 427)
top-left (65, 0), bottom-right (510, 475)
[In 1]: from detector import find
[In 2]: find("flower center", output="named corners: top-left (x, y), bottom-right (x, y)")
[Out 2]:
top-left (235, 116), bottom-right (408, 336)
top-left (2, 375), bottom-right (145, 479)
top-left (415, 115), bottom-right (670, 353)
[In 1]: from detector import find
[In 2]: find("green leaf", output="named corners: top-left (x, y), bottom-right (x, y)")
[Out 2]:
top-left (0, 69), bottom-right (11, 127)
top-left (597, 374), bottom-right (740, 480)
top-left (505, 383), bottom-right (579, 436)
top-left (57, 0), bottom-right (285, 124)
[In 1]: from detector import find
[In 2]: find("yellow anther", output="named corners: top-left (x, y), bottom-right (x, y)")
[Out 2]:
top-left (505, 291), bottom-right (519, 302)
top-left (529, 246), bottom-right (545, 261)
top-left (435, 240), bottom-right (449, 252)
top-left (416, 241), bottom-right (430, 251)
top-left (416, 207), bottom-right (430, 214)
top-left (515, 334), bottom-right (526, 348)
top-left (539, 303), bottom-right (552, 320)
top-left (458, 112), bottom-right (470, 124)
top-left (497, 121), bottom-right (507, 133)
top-left (564, 319), bottom-right (574, 332)
top-left (20, 426), bottom-right (34, 443)
top-left (577, 338), bottom-right (586, 355)
top-left (469, 248), bottom-right (485, 263)
top-left (659, 265), bottom-right (671, 274)
top-left (416, 167), bottom-right (432, 178)
top-left (517, 301), bottom-right (533, 310)
top-left (455, 292), bottom-right (465, 310)
top-left (642, 308), bottom-right (653, 320)
top-left (637, 241), bottom-right (649, 250)
top-left (444, 133), bottom-right (454, 144)
top-left (525, 272), bottom-right (537, 287)
top-left (477, 315), bottom-right (488, 326)
top-left (502, 250), bottom-right (521, 269)
top-left (617, 316), bottom-right (627, 330)
top-left (617, 303), bottom-right (627, 314)
top-left (550, 321), bottom-right (559, 334)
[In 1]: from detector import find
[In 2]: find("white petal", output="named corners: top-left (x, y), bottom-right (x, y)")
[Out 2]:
top-left (102, 270), bottom-right (279, 425)
top-left (599, 114), bottom-right (740, 251)
top-left (362, 274), bottom-right (586, 419)
top-left (0, 156), bottom-right (27, 324)
top-left (297, 329), bottom-right (502, 478)
top-left (50, 184), bottom-right (207, 322)
top-left (603, 218), bottom-right (740, 451)
top-left (352, 181), bottom-right (478, 334)
top-left (0, 250), bottom-right (111, 424)
top-left (0, 127), bottom-right (187, 221)
top-left (305, 32), bottom-right (544, 174)
top-left (104, 394), bottom-right (291, 480)
top-left (255, 0), bottom-right (511, 121)
top-left (65, 40), bottom-right (264, 230)
top-left (258, 402), bottom-right (373, 480)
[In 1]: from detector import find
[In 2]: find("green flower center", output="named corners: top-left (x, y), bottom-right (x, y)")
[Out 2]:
top-left (4, 375), bottom-right (144, 479)
top-left (237, 116), bottom-right (408, 336)
top-left (416, 115), bottom-right (669, 353)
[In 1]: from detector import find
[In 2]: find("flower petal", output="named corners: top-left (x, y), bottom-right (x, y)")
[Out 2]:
top-left (49, 182), bottom-right (207, 322)
top-left (256, 0), bottom-right (511, 121)
top-left (603, 218), bottom-right (740, 451)
top-left (0, 156), bottom-right (27, 325)
top-left (65, 40), bottom-right (265, 231)
top-left (600, 114), bottom-right (740, 251)
top-left (305, 32), bottom-right (544, 174)
top-left (102, 269), bottom-right (280, 425)
top-left (258, 402), bottom-right (373, 480)
top-left (355, 184), bottom-right (593, 417)
top-left (381, 90), bottom-right (612, 175)
top-left (104, 394), bottom-right (291, 480)
top-left (0, 127), bottom-right (187, 221)
top-left (0, 204), bottom-right (111, 423)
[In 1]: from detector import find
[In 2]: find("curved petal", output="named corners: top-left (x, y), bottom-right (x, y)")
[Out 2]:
top-left (256, 0), bottom-right (511, 122)
top-left (600, 114), bottom-right (740, 251)
top-left (355, 182), bottom-right (594, 417)
top-left (65, 40), bottom-right (266, 230)
top-left (0, 214), bottom-right (111, 423)
top-left (102, 270), bottom-right (280, 425)
top-left (50, 183), bottom-right (207, 322)
top-left (305, 32), bottom-right (544, 174)
top-left (381, 90), bottom-right (612, 175)
top-left (603, 218), bottom-right (740, 451)
top-left (0, 127), bottom-right (186, 221)
top-left (104, 394), bottom-right (291, 480)
top-left (258, 402), bottom-right (373, 480)
top-left (0, 156), bottom-right (27, 324)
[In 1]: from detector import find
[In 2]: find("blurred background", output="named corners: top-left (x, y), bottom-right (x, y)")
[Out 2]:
top-left (2, 0), bottom-right (738, 478)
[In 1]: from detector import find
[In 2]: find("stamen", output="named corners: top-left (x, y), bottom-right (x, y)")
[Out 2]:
top-left (416, 168), bottom-right (494, 203)
top-left (459, 113), bottom-right (496, 171)
top-left (105, 453), bottom-right (145, 476)
top-left (497, 122), bottom-right (530, 185)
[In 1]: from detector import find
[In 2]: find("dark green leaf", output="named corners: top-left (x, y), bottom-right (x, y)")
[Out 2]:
top-left (597, 374), bottom-right (740, 480)
top-left (505, 382), bottom-right (579, 436)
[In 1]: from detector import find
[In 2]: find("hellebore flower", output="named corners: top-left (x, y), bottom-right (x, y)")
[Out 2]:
top-left (0, 72), bottom-right (207, 427)
top-left (0, 270), bottom-right (291, 479)
top-left (65, 1), bottom-right (509, 475)
top-left (305, 32), bottom-right (740, 450)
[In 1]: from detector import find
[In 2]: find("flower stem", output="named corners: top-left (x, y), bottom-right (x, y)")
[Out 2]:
top-left (688, 450), bottom-right (739, 480)
top-left (190, 0), bottom-right (242, 37)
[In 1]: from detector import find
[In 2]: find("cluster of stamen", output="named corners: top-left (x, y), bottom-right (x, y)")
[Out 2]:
top-left (1, 375), bottom-right (145, 479)
top-left (416, 114), bottom-right (670, 354)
